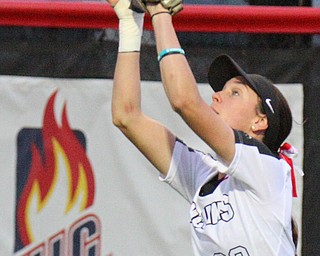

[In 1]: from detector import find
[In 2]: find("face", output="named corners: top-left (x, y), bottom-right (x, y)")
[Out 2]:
top-left (210, 77), bottom-right (264, 134)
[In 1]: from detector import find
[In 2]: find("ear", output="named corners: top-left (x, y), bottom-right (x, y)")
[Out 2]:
top-left (251, 114), bottom-right (268, 133)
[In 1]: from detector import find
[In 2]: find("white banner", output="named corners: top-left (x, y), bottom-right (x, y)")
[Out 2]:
top-left (0, 76), bottom-right (303, 256)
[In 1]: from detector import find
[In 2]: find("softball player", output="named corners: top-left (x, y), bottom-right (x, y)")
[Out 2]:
top-left (109, 0), bottom-right (297, 254)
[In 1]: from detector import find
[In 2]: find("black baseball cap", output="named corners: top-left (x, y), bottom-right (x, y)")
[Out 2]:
top-left (208, 54), bottom-right (292, 153)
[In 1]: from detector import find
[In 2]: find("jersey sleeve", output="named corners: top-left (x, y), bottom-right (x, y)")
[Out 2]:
top-left (160, 138), bottom-right (221, 203)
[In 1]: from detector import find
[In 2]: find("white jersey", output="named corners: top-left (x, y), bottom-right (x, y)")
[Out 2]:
top-left (160, 130), bottom-right (295, 256)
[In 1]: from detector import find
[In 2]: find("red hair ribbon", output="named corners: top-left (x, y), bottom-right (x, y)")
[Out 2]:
top-left (279, 143), bottom-right (299, 197)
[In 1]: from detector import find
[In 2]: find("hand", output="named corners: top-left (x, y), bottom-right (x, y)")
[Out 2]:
top-left (146, 2), bottom-right (168, 17)
top-left (161, 0), bottom-right (183, 15)
top-left (130, 0), bottom-right (183, 15)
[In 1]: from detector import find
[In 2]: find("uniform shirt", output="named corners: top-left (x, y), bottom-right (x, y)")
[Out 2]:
top-left (160, 130), bottom-right (295, 256)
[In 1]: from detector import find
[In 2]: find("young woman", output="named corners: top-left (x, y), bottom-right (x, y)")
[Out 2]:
top-left (109, 0), bottom-right (297, 255)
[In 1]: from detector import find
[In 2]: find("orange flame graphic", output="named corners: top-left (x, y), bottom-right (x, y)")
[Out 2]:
top-left (17, 91), bottom-right (95, 246)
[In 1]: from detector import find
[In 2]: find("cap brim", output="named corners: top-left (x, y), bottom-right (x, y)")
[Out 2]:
top-left (208, 54), bottom-right (257, 93)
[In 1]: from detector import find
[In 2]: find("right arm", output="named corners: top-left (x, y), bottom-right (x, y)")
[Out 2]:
top-left (110, 0), bottom-right (176, 176)
top-left (146, 4), bottom-right (235, 165)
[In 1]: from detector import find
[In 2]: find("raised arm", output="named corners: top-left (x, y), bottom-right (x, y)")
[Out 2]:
top-left (147, 3), bottom-right (235, 164)
top-left (110, 0), bottom-right (176, 176)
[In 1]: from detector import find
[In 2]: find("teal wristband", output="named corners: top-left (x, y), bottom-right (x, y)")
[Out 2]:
top-left (157, 48), bottom-right (185, 62)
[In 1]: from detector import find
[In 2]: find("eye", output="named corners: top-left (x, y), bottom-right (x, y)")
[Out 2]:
top-left (231, 89), bottom-right (240, 96)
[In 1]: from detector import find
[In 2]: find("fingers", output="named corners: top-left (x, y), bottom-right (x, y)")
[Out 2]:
top-left (161, 0), bottom-right (183, 15)
top-left (128, 0), bottom-right (183, 16)
top-left (146, 2), bottom-right (168, 16)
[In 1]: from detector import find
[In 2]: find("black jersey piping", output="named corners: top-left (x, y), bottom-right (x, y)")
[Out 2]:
top-left (233, 130), bottom-right (279, 159)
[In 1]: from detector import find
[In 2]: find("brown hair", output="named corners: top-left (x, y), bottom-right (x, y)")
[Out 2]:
top-left (257, 83), bottom-right (292, 152)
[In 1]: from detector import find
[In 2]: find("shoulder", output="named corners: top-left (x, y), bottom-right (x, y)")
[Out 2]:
top-left (175, 138), bottom-right (209, 156)
top-left (233, 130), bottom-right (279, 159)
top-left (175, 138), bottom-right (218, 163)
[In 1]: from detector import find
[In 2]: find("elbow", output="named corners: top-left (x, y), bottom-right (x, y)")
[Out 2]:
top-left (112, 111), bottom-right (125, 130)
top-left (112, 102), bottom-right (138, 130)
top-left (167, 86), bottom-right (190, 114)
top-left (112, 113), bottom-right (125, 130)
top-left (169, 90), bottom-right (199, 116)
top-left (170, 97), bottom-right (188, 115)
top-left (165, 74), bottom-right (200, 115)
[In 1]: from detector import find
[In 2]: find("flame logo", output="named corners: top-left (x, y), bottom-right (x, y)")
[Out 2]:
top-left (16, 91), bottom-right (95, 247)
